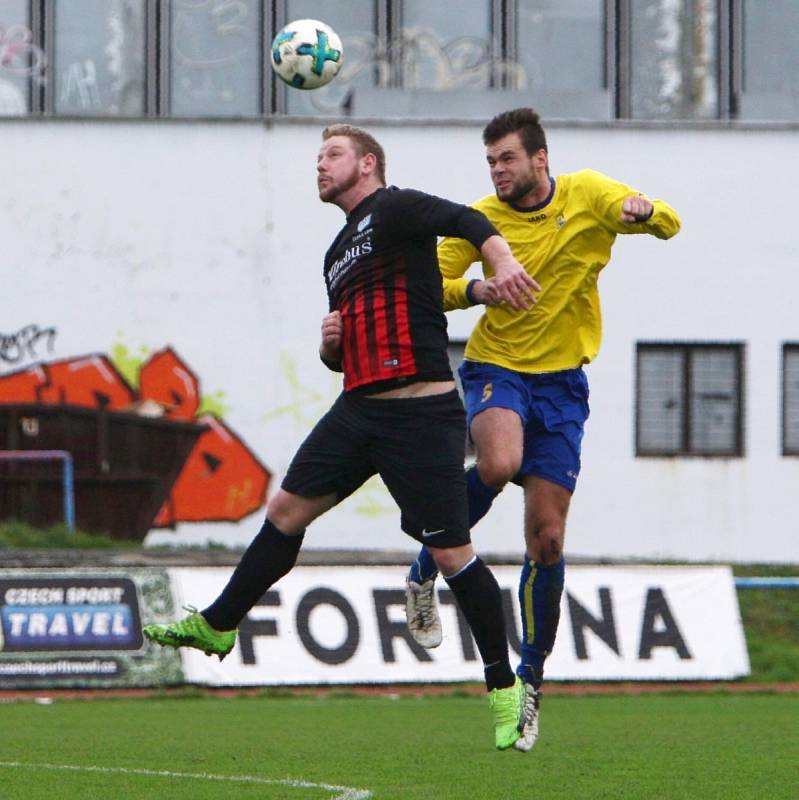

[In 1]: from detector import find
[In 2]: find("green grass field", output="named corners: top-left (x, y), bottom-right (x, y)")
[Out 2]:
top-left (1, 691), bottom-right (797, 800)
top-left (2, 524), bottom-right (797, 798)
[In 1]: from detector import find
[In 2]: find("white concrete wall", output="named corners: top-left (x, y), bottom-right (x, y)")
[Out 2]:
top-left (1, 118), bottom-right (797, 562)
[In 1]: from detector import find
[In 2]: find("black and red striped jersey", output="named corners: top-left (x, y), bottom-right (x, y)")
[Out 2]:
top-left (322, 187), bottom-right (497, 393)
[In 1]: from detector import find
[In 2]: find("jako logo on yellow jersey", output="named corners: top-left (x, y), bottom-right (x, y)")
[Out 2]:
top-left (481, 383), bottom-right (493, 403)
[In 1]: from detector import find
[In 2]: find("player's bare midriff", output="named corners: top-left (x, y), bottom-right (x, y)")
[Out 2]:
top-left (366, 379), bottom-right (456, 399)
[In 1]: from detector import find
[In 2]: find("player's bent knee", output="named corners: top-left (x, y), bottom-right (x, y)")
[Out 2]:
top-left (532, 537), bottom-right (563, 564)
top-left (477, 460), bottom-right (519, 490)
top-left (428, 543), bottom-right (474, 577)
top-left (526, 525), bottom-right (565, 564)
top-left (267, 489), bottom-right (335, 534)
top-left (541, 538), bottom-right (563, 563)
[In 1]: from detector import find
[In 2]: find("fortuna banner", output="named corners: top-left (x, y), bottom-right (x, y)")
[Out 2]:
top-left (169, 565), bottom-right (749, 685)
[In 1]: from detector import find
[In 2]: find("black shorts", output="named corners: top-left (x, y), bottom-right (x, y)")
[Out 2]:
top-left (281, 389), bottom-right (470, 548)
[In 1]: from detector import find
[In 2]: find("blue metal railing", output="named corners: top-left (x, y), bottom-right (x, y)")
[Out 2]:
top-left (0, 449), bottom-right (75, 531)
top-left (734, 577), bottom-right (799, 589)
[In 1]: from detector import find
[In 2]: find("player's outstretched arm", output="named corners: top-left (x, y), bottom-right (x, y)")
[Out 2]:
top-left (438, 234), bottom-right (485, 311)
top-left (621, 194), bottom-right (654, 223)
top-left (619, 192), bottom-right (681, 239)
top-left (581, 170), bottom-right (680, 239)
top-left (480, 235), bottom-right (540, 311)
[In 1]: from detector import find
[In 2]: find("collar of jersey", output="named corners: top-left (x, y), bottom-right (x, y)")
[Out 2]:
top-left (509, 177), bottom-right (556, 213)
top-left (346, 186), bottom-right (385, 222)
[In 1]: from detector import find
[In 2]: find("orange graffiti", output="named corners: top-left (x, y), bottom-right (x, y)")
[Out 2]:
top-left (154, 414), bottom-right (270, 526)
top-left (0, 364), bottom-right (46, 403)
top-left (0, 347), bottom-right (271, 530)
top-left (0, 356), bottom-right (133, 409)
top-left (139, 347), bottom-right (200, 421)
top-left (38, 355), bottom-right (134, 409)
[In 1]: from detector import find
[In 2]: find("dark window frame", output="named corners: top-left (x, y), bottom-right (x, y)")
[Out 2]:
top-left (2, 1), bottom-right (794, 121)
top-left (782, 342), bottom-right (799, 456)
top-left (635, 341), bottom-right (745, 458)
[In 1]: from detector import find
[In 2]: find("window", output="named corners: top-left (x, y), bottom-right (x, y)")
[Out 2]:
top-left (168, 0), bottom-right (262, 117)
top-left (382, 0), bottom-right (496, 117)
top-left (739, 0), bottom-right (799, 121)
top-left (53, 0), bottom-right (146, 116)
top-left (280, 0), bottom-right (377, 117)
top-left (398, 0), bottom-right (494, 94)
top-left (281, 0), bottom-right (499, 118)
top-left (3, 2), bottom-right (799, 122)
top-left (636, 343), bottom-right (744, 457)
top-left (628, 0), bottom-right (718, 120)
top-left (782, 344), bottom-right (799, 455)
top-left (0, 0), bottom-right (35, 115)
top-left (515, 0), bottom-right (611, 119)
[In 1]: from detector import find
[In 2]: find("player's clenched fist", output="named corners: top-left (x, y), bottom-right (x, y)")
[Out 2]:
top-left (320, 310), bottom-right (343, 361)
top-left (621, 193), bottom-right (654, 223)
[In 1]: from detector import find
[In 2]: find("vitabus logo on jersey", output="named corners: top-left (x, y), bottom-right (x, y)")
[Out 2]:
top-left (327, 240), bottom-right (373, 292)
top-left (327, 213), bottom-right (375, 292)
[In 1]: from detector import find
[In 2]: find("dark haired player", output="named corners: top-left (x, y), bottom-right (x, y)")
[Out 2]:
top-left (144, 123), bottom-right (539, 751)
top-left (404, 108), bottom-right (681, 752)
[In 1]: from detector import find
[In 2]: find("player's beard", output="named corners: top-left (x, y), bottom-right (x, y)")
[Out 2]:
top-left (318, 164), bottom-right (360, 204)
top-left (496, 175), bottom-right (538, 204)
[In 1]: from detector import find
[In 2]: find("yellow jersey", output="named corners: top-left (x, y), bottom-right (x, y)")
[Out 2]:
top-left (441, 169), bottom-right (681, 373)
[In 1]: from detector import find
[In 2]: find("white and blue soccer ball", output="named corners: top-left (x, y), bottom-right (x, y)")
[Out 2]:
top-left (270, 19), bottom-right (343, 90)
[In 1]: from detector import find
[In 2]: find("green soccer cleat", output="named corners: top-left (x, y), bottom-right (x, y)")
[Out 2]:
top-left (142, 606), bottom-right (237, 661)
top-left (489, 675), bottom-right (526, 750)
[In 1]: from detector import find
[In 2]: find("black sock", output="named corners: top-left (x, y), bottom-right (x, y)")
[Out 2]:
top-left (444, 557), bottom-right (515, 691)
top-left (202, 518), bottom-right (304, 631)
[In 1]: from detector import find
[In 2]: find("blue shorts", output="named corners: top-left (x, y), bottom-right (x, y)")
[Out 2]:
top-left (458, 361), bottom-right (590, 492)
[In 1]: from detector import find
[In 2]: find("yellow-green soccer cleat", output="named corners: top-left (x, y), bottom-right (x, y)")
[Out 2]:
top-left (489, 675), bottom-right (526, 750)
top-left (142, 606), bottom-right (236, 661)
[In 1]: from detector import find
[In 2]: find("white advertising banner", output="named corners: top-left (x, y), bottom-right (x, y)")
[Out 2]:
top-left (167, 565), bottom-right (749, 686)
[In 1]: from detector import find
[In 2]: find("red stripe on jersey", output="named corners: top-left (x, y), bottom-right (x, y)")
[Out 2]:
top-left (340, 267), bottom-right (418, 392)
top-left (372, 284), bottom-right (390, 374)
top-left (393, 272), bottom-right (416, 374)
top-left (339, 293), bottom-right (357, 383)
top-left (353, 286), bottom-right (370, 383)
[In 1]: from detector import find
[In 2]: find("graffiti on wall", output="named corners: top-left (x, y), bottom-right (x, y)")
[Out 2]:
top-left (0, 324), bottom-right (57, 367)
top-left (301, 27), bottom-right (526, 114)
top-left (261, 350), bottom-right (397, 519)
top-left (0, 24), bottom-right (45, 114)
top-left (0, 345), bottom-right (270, 536)
top-left (0, 25), bottom-right (46, 77)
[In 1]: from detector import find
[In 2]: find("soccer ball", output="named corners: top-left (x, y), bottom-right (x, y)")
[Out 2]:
top-left (270, 19), bottom-right (343, 90)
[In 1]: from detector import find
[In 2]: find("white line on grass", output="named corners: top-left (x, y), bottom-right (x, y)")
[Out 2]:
top-left (0, 761), bottom-right (373, 800)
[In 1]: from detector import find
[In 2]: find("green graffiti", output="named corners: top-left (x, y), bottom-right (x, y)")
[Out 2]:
top-left (261, 351), bottom-right (341, 429)
top-left (111, 338), bottom-right (229, 419)
top-left (110, 341), bottom-right (150, 390)
top-left (261, 352), bottom-right (394, 517)
top-left (351, 476), bottom-right (395, 518)
top-left (198, 390), bottom-right (229, 419)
